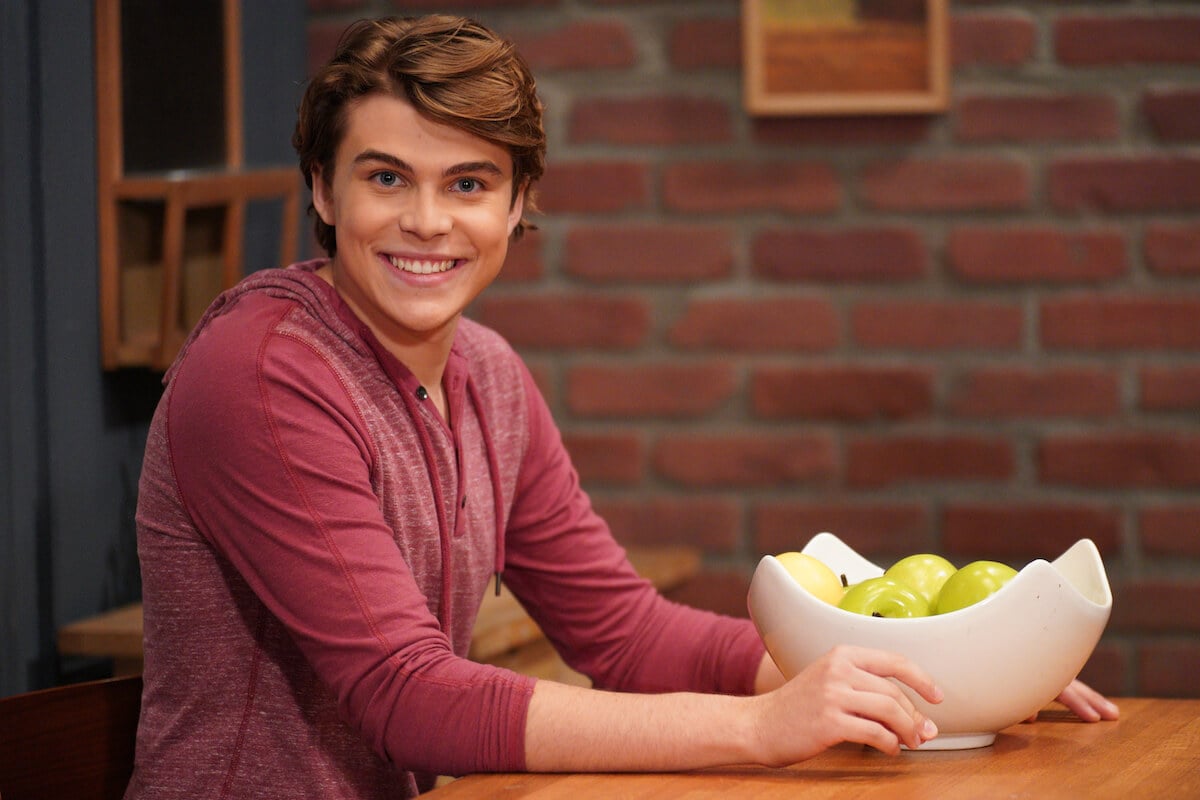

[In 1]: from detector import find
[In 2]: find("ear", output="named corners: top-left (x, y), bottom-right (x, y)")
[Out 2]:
top-left (506, 180), bottom-right (528, 237)
top-left (311, 166), bottom-right (335, 226)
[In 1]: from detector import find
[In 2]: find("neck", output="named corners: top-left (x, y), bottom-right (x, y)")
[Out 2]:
top-left (316, 262), bottom-right (454, 419)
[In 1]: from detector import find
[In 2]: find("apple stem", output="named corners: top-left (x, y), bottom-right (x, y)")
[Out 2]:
top-left (840, 573), bottom-right (849, 587)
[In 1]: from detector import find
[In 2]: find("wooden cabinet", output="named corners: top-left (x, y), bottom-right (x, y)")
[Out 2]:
top-left (95, 0), bottom-right (300, 370)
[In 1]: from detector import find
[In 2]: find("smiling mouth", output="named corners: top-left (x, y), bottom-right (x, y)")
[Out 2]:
top-left (388, 255), bottom-right (457, 275)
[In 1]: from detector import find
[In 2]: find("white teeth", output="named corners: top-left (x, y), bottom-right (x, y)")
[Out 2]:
top-left (389, 256), bottom-right (454, 274)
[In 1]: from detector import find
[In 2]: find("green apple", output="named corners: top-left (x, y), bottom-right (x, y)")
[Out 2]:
top-left (838, 576), bottom-right (931, 618)
top-left (934, 560), bottom-right (1018, 614)
top-left (775, 552), bottom-right (844, 606)
top-left (884, 553), bottom-right (957, 608)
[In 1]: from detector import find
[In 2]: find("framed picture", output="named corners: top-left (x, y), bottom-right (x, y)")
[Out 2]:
top-left (742, 0), bottom-right (949, 116)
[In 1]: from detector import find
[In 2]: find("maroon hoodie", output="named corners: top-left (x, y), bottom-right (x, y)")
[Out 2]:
top-left (126, 261), bottom-right (765, 799)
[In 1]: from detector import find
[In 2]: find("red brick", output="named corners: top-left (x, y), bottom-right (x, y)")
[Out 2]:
top-left (570, 96), bottom-right (733, 146)
top-left (1140, 506), bottom-right (1200, 558)
top-left (662, 161), bottom-right (840, 215)
top-left (653, 433), bottom-right (837, 488)
top-left (1076, 641), bottom-right (1128, 698)
top-left (1140, 365), bottom-right (1200, 412)
top-left (955, 94), bottom-right (1119, 143)
top-left (565, 226), bottom-right (733, 283)
top-left (846, 435), bottom-right (1015, 489)
top-left (566, 362), bottom-right (736, 418)
top-left (473, 293), bottom-right (650, 350)
top-left (1138, 640), bottom-right (1200, 698)
top-left (1049, 157), bottom-right (1200, 212)
top-left (751, 365), bottom-right (934, 421)
top-left (670, 17), bottom-right (741, 70)
top-left (1111, 579), bottom-right (1200, 634)
top-left (1041, 294), bottom-right (1200, 351)
top-left (561, 431), bottom-right (644, 485)
top-left (537, 161), bottom-right (650, 214)
top-left (752, 228), bottom-right (926, 283)
top-left (1039, 433), bottom-right (1200, 488)
top-left (496, 229), bottom-right (544, 283)
top-left (507, 20), bottom-right (636, 70)
top-left (751, 116), bottom-right (933, 147)
top-left (948, 366), bottom-right (1120, 419)
top-left (947, 226), bottom-right (1127, 283)
top-left (669, 297), bottom-right (840, 352)
top-left (852, 300), bottom-right (1023, 351)
top-left (1144, 222), bottom-right (1200, 277)
top-left (1142, 87), bottom-right (1200, 142)
top-left (950, 13), bottom-right (1036, 67)
top-left (667, 569), bottom-right (752, 619)
top-left (942, 503), bottom-right (1123, 561)
top-left (753, 502), bottom-right (932, 560)
top-left (1055, 15), bottom-right (1200, 66)
top-left (861, 158), bottom-right (1030, 212)
top-left (593, 496), bottom-right (741, 553)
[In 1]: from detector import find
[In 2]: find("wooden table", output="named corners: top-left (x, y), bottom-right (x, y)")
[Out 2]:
top-left (57, 546), bottom-right (700, 681)
top-left (425, 698), bottom-right (1200, 799)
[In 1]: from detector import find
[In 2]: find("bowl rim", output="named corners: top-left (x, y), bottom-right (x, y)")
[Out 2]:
top-left (768, 532), bottom-right (1114, 622)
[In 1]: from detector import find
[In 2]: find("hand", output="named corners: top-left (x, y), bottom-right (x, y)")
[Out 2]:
top-left (749, 645), bottom-right (943, 765)
top-left (1026, 679), bottom-right (1119, 723)
top-left (1059, 679), bottom-right (1120, 721)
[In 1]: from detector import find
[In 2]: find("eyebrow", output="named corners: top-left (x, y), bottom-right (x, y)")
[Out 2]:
top-left (353, 149), bottom-right (506, 178)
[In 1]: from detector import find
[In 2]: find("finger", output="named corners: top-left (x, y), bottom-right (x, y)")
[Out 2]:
top-left (848, 686), bottom-right (936, 750)
top-left (842, 646), bottom-right (944, 706)
top-left (853, 670), bottom-right (923, 727)
top-left (838, 711), bottom-right (903, 755)
top-left (1063, 684), bottom-right (1101, 721)
top-left (1059, 680), bottom-right (1119, 721)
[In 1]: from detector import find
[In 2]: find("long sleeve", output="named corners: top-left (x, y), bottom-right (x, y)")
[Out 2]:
top-left (160, 294), bottom-right (534, 777)
top-left (501, 365), bottom-right (766, 697)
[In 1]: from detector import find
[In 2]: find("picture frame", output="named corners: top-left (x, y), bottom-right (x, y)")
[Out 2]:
top-left (742, 0), bottom-right (950, 116)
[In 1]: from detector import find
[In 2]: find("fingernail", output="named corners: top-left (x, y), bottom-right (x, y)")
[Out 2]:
top-left (922, 719), bottom-right (938, 740)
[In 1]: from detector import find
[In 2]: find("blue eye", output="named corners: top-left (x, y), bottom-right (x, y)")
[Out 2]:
top-left (375, 171), bottom-right (398, 187)
top-left (454, 177), bottom-right (480, 193)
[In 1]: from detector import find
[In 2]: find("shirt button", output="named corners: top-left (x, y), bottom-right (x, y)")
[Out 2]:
top-left (416, 386), bottom-right (428, 401)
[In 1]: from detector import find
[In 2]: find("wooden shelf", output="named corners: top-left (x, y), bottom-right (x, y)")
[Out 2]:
top-left (94, 0), bottom-right (300, 371)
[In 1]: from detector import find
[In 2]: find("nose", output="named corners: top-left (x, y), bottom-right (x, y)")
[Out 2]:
top-left (399, 188), bottom-right (452, 239)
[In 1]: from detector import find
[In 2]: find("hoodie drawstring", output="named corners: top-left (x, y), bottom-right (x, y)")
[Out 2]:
top-left (398, 386), bottom-right (456, 627)
top-left (398, 375), bottom-right (508, 632)
top-left (467, 377), bottom-right (506, 597)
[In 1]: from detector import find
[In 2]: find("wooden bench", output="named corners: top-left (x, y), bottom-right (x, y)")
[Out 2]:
top-left (58, 546), bottom-right (701, 683)
top-left (0, 675), bottom-right (143, 800)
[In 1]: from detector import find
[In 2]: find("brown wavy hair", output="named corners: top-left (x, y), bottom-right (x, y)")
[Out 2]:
top-left (293, 15), bottom-right (546, 255)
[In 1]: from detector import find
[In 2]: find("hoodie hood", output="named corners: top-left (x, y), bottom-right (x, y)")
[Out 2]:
top-left (165, 259), bottom-right (357, 386)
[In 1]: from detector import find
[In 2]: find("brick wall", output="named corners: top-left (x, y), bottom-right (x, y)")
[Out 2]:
top-left (306, 1), bottom-right (1200, 698)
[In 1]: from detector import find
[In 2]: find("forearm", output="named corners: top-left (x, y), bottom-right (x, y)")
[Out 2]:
top-left (524, 679), bottom-right (760, 773)
top-left (754, 652), bottom-right (786, 694)
top-left (525, 645), bottom-right (944, 773)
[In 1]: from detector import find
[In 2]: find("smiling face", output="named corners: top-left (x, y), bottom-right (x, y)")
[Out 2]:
top-left (312, 92), bottom-right (525, 364)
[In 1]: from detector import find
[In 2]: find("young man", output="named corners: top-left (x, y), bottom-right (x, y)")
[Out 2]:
top-left (127, 15), bottom-right (1116, 799)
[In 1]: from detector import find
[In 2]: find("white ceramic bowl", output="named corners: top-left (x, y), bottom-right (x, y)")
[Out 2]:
top-left (747, 533), bottom-right (1112, 750)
